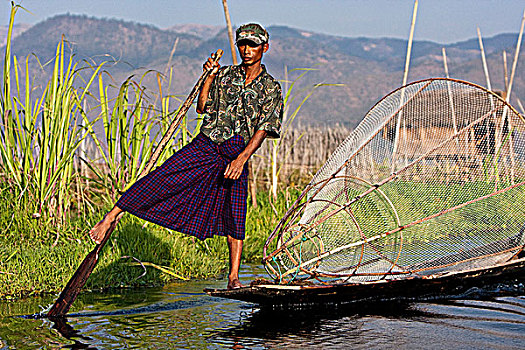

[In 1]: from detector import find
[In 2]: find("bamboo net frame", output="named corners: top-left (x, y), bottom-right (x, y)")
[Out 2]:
top-left (263, 78), bottom-right (525, 284)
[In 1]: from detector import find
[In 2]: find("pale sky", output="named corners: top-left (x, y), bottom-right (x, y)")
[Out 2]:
top-left (2, 0), bottom-right (525, 44)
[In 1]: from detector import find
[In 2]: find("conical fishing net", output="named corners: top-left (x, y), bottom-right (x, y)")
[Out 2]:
top-left (263, 78), bottom-right (525, 284)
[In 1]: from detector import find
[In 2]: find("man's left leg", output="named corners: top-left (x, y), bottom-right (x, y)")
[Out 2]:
top-left (227, 235), bottom-right (244, 289)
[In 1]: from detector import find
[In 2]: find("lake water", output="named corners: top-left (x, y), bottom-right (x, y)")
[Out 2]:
top-left (1, 265), bottom-right (524, 349)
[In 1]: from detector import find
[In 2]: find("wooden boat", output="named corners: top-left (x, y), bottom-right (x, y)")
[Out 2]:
top-left (205, 256), bottom-right (525, 308)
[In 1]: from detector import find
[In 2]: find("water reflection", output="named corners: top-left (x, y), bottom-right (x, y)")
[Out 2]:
top-left (209, 301), bottom-right (423, 349)
top-left (50, 317), bottom-right (94, 349)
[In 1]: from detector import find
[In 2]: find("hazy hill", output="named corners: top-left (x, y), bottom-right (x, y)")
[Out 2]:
top-left (3, 14), bottom-right (524, 127)
top-left (9, 14), bottom-right (200, 69)
top-left (0, 23), bottom-right (31, 46)
top-left (167, 24), bottom-right (222, 39)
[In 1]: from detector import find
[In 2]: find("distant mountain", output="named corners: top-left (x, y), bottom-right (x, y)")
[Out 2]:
top-left (167, 24), bottom-right (222, 39)
top-left (3, 14), bottom-right (524, 127)
top-left (8, 14), bottom-right (200, 69)
top-left (0, 23), bottom-right (31, 46)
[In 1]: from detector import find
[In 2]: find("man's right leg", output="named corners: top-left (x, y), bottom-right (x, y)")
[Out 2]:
top-left (89, 206), bottom-right (124, 244)
top-left (227, 235), bottom-right (244, 289)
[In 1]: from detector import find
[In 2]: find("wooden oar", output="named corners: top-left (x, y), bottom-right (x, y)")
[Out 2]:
top-left (46, 50), bottom-right (223, 318)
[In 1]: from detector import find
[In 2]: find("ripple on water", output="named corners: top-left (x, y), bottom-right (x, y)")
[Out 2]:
top-left (411, 297), bottom-right (525, 349)
top-left (0, 268), bottom-right (524, 349)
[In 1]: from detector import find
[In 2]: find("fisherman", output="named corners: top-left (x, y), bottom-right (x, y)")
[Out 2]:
top-left (89, 23), bottom-right (283, 290)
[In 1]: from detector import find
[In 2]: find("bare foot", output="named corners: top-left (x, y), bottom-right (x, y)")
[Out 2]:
top-left (89, 215), bottom-right (115, 244)
top-left (227, 278), bottom-right (244, 290)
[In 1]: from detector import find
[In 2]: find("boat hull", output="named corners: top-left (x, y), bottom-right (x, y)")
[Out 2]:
top-left (205, 257), bottom-right (525, 308)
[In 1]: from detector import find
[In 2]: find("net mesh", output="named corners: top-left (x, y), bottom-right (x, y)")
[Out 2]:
top-left (263, 78), bottom-right (525, 284)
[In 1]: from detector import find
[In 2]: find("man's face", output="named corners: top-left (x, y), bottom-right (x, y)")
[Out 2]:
top-left (237, 39), bottom-right (269, 66)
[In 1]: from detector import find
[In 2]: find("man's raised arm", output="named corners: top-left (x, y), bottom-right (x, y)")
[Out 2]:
top-left (196, 58), bottom-right (220, 114)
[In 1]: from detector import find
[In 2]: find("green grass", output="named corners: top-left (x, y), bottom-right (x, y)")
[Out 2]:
top-left (0, 185), bottom-right (300, 300)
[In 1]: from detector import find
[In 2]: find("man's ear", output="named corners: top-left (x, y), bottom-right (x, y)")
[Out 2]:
top-left (263, 43), bottom-right (269, 53)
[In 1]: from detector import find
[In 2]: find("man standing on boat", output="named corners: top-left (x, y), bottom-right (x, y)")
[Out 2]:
top-left (89, 23), bottom-right (283, 290)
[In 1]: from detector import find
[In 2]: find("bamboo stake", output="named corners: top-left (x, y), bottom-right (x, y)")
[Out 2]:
top-left (502, 49), bottom-right (513, 185)
top-left (500, 10), bottom-right (525, 124)
top-left (391, 0), bottom-right (418, 173)
top-left (509, 129), bottom-right (516, 186)
top-left (503, 50), bottom-right (509, 93)
top-left (442, 48), bottom-right (460, 150)
top-left (477, 27), bottom-right (499, 184)
top-left (499, 9), bottom-right (525, 186)
top-left (505, 9), bottom-right (525, 106)
top-left (402, 0), bottom-right (418, 89)
top-left (477, 27), bottom-right (492, 91)
top-left (517, 98), bottom-right (525, 115)
top-left (271, 66), bottom-right (289, 200)
top-left (222, 0), bottom-right (238, 65)
top-left (249, 164), bottom-right (258, 208)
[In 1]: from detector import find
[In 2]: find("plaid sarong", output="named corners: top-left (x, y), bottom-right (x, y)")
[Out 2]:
top-left (116, 133), bottom-right (248, 240)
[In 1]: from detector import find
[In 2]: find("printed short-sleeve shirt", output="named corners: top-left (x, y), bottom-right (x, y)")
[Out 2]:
top-left (200, 64), bottom-right (283, 144)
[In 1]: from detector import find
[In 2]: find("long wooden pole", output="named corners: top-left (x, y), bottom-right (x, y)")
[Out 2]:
top-left (503, 50), bottom-right (509, 92)
top-left (46, 50), bottom-right (223, 318)
top-left (476, 27), bottom-right (498, 180)
top-left (505, 9), bottom-right (525, 107)
top-left (517, 98), bottom-right (525, 115)
top-left (401, 0), bottom-right (418, 89)
top-left (441, 47), bottom-right (462, 169)
top-left (442, 48), bottom-right (459, 141)
top-left (502, 9), bottom-right (525, 187)
top-left (391, 0), bottom-right (418, 173)
top-left (222, 0), bottom-right (238, 65)
top-left (477, 27), bottom-right (492, 91)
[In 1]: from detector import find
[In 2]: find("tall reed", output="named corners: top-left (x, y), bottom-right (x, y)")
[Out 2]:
top-left (1, 4), bottom-right (103, 221)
